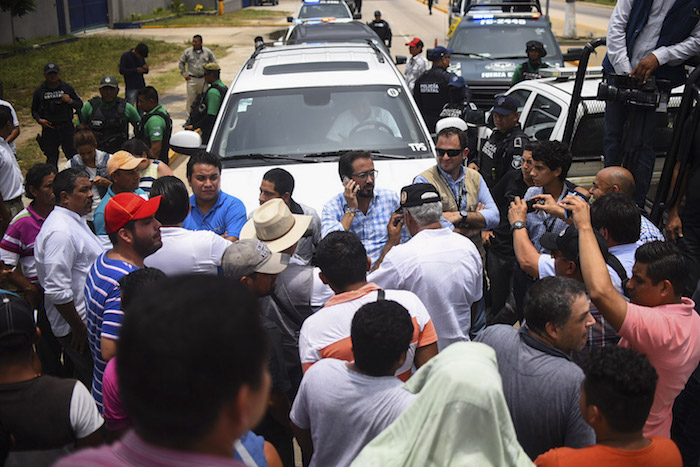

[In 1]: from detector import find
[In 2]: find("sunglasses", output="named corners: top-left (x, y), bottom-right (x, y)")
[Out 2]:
top-left (436, 148), bottom-right (463, 158)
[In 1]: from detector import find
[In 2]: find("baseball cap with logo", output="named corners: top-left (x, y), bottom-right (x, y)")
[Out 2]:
top-left (429, 46), bottom-right (453, 61)
top-left (107, 150), bottom-right (149, 176)
top-left (240, 199), bottom-right (312, 253)
top-left (104, 192), bottom-right (162, 234)
top-left (449, 75), bottom-right (466, 88)
top-left (493, 95), bottom-right (520, 115)
top-left (221, 239), bottom-right (288, 280)
top-left (406, 37), bottom-right (424, 48)
top-left (0, 293), bottom-right (36, 348)
top-left (44, 63), bottom-right (60, 74)
top-left (100, 76), bottom-right (119, 88)
top-left (400, 183), bottom-right (441, 208)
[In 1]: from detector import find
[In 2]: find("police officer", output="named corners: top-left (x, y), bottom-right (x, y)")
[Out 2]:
top-left (439, 75), bottom-right (477, 154)
top-left (185, 63), bottom-right (228, 143)
top-left (470, 95), bottom-right (527, 188)
top-left (368, 11), bottom-right (392, 48)
top-left (79, 76), bottom-right (140, 154)
top-left (136, 86), bottom-right (172, 164)
top-left (413, 46), bottom-right (454, 133)
top-left (31, 63), bottom-right (83, 169)
top-left (511, 40), bottom-right (550, 85)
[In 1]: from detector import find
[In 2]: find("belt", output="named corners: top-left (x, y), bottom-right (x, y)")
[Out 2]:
top-left (189, 74), bottom-right (204, 78)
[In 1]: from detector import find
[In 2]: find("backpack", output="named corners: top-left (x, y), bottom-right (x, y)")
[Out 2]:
top-left (186, 83), bottom-right (228, 126)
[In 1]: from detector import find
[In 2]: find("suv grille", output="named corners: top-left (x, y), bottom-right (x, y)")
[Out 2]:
top-left (470, 84), bottom-right (510, 109)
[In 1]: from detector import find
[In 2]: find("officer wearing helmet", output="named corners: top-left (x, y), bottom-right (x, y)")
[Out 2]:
top-left (511, 40), bottom-right (550, 84)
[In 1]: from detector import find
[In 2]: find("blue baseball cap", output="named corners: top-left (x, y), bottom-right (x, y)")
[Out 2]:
top-left (493, 95), bottom-right (519, 115)
top-left (430, 46), bottom-right (453, 61)
top-left (449, 75), bottom-right (465, 88)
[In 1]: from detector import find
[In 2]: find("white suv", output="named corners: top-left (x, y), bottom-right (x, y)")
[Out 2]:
top-left (172, 42), bottom-right (436, 214)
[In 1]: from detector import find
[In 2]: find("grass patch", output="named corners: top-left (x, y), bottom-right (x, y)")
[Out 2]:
top-left (0, 35), bottom-right (74, 54)
top-left (1, 36), bottom-right (228, 170)
top-left (582, 0), bottom-right (615, 5)
top-left (149, 8), bottom-right (288, 26)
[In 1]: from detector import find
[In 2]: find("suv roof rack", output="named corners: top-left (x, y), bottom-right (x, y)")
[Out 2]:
top-left (464, 0), bottom-right (542, 15)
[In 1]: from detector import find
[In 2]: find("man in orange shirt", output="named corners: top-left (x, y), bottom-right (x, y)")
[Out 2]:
top-left (535, 346), bottom-right (682, 466)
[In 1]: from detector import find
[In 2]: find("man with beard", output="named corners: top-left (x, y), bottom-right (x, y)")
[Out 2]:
top-left (85, 192), bottom-right (163, 413)
top-left (321, 151), bottom-right (408, 266)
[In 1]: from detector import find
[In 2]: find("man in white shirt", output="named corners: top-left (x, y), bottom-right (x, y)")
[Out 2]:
top-left (603, 0), bottom-right (700, 205)
top-left (326, 98), bottom-right (401, 143)
top-left (35, 168), bottom-right (104, 388)
top-left (369, 183), bottom-right (482, 350)
top-left (0, 106), bottom-right (24, 236)
top-left (0, 98), bottom-right (20, 153)
top-left (144, 176), bottom-right (231, 275)
top-left (291, 299), bottom-right (416, 467)
top-left (404, 37), bottom-right (430, 92)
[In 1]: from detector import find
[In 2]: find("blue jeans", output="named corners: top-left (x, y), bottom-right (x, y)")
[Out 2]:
top-left (603, 100), bottom-right (659, 207)
top-left (126, 88), bottom-right (141, 107)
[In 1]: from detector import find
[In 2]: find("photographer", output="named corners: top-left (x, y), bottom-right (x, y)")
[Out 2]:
top-left (603, 0), bottom-right (700, 207)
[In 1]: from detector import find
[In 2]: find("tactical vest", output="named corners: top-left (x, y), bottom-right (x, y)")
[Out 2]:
top-left (519, 61), bottom-right (548, 81)
top-left (86, 97), bottom-right (128, 154)
top-left (136, 109), bottom-right (172, 163)
top-left (186, 82), bottom-right (228, 127)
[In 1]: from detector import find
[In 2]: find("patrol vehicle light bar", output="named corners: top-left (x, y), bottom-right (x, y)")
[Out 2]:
top-left (304, 0), bottom-right (321, 3)
top-left (539, 66), bottom-right (603, 80)
top-left (466, 12), bottom-right (541, 19)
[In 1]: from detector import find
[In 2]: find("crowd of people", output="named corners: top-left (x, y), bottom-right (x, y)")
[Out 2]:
top-left (0, 17), bottom-right (700, 467)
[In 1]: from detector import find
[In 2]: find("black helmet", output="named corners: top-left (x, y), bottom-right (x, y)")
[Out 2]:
top-left (525, 40), bottom-right (546, 58)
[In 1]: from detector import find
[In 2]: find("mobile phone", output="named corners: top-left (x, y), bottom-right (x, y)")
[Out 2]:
top-left (564, 190), bottom-right (589, 218)
top-left (526, 199), bottom-right (541, 213)
top-left (342, 176), bottom-right (351, 186)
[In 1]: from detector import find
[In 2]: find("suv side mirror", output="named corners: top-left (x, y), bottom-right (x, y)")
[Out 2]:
top-left (170, 130), bottom-right (204, 156)
top-left (287, 16), bottom-right (294, 22)
top-left (353, 13), bottom-right (362, 19)
top-left (395, 55), bottom-right (407, 65)
top-left (563, 47), bottom-right (584, 62)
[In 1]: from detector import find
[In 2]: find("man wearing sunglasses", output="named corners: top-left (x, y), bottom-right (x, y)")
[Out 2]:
top-left (321, 151), bottom-right (407, 266)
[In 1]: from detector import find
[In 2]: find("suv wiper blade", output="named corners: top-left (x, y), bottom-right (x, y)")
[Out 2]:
top-left (221, 153), bottom-right (317, 163)
top-left (452, 52), bottom-right (490, 59)
top-left (495, 55), bottom-right (527, 60)
top-left (304, 150), bottom-right (407, 159)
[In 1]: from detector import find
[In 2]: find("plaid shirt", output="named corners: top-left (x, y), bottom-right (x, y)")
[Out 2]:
top-left (639, 215), bottom-right (665, 244)
top-left (322, 188), bottom-right (408, 265)
top-left (524, 185), bottom-right (576, 253)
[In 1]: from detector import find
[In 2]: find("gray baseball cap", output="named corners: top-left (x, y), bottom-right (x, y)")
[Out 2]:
top-left (222, 239), bottom-right (288, 280)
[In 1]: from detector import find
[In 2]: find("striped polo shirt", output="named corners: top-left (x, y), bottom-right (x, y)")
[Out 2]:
top-left (299, 283), bottom-right (438, 381)
top-left (85, 252), bottom-right (138, 413)
top-left (0, 205), bottom-right (46, 283)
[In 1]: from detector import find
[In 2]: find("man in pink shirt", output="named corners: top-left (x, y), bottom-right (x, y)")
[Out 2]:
top-left (563, 194), bottom-right (700, 438)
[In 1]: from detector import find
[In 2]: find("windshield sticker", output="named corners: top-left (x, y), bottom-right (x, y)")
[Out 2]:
top-left (387, 88), bottom-right (400, 98)
top-left (535, 28), bottom-right (546, 35)
top-left (237, 98), bottom-right (253, 112)
top-left (409, 142), bottom-right (427, 151)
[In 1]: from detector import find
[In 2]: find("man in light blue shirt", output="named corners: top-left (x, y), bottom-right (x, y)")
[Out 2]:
top-left (182, 151), bottom-right (247, 241)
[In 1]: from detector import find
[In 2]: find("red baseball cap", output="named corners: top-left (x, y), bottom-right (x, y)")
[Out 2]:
top-left (105, 193), bottom-right (162, 234)
top-left (406, 37), bottom-right (423, 47)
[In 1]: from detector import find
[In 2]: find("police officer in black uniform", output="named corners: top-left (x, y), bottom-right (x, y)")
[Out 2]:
top-left (438, 75), bottom-right (479, 154)
top-left (413, 46), bottom-right (454, 133)
top-left (31, 63), bottom-right (83, 169)
top-left (368, 10), bottom-right (392, 48)
top-left (510, 40), bottom-right (550, 85)
top-left (470, 95), bottom-right (527, 189)
top-left (79, 76), bottom-right (140, 154)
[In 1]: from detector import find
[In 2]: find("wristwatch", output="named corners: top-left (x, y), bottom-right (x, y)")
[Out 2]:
top-left (511, 221), bottom-right (526, 231)
top-left (459, 209), bottom-right (469, 225)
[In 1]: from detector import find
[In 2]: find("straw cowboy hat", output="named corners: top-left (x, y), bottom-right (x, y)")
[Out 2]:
top-left (240, 198), bottom-right (312, 252)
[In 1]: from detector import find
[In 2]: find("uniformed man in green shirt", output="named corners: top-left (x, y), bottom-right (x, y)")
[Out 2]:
top-left (79, 76), bottom-right (141, 154)
top-left (511, 41), bottom-right (551, 85)
top-left (136, 86), bottom-right (172, 164)
top-left (185, 62), bottom-right (227, 143)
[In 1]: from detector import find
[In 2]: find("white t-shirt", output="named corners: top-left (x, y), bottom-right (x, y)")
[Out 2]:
top-left (0, 138), bottom-right (23, 201)
top-left (368, 228), bottom-right (483, 351)
top-left (0, 99), bottom-right (19, 153)
top-left (5, 381), bottom-right (104, 467)
top-left (144, 226), bottom-right (232, 275)
top-left (290, 358), bottom-right (415, 467)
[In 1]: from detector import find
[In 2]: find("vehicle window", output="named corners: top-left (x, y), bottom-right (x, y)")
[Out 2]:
top-left (570, 113), bottom-right (603, 160)
top-left (299, 4), bottom-right (350, 18)
top-left (507, 89), bottom-right (531, 111)
top-left (450, 24), bottom-right (558, 60)
top-left (524, 94), bottom-right (561, 141)
top-left (211, 86), bottom-right (431, 162)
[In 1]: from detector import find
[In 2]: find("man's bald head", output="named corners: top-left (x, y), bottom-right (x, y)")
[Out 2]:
top-left (592, 167), bottom-right (635, 199)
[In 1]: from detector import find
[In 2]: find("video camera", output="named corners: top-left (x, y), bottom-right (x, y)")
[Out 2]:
top-left (597, 74), bottom-right (669, 110)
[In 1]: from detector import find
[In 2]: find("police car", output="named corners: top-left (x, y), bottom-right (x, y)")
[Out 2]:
top-left (286, 0), bottom-right (359, 24)
top-left (446, 0), bottom-right (563, 109)
top-left (171, 42), bottom-right (436, 214)
top-left (478, 66), bottom-right (682, 179)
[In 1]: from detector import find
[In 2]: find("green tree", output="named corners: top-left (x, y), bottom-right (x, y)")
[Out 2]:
top-left (1, 0), bottom-right (37, 48)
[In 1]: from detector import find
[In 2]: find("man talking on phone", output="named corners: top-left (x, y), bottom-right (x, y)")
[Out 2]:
top-left (321, 151), bottom-right (407, 266)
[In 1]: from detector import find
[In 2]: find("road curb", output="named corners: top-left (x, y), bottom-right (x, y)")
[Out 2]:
top-left (141, 22), bottom-right (288, 28)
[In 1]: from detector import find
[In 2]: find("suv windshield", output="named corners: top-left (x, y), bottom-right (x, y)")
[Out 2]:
top-left (299, 3), bottom-right (350, 19)
top-left (450, 24), bottom-right (557, 60)
top-left (211, 86), bottom-right (431, 162)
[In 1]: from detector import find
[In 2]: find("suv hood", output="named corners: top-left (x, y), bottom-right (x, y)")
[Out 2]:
top-left (449, 57), bottom-right (562, 85)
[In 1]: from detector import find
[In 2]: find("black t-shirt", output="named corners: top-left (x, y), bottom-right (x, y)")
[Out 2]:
top-left (489, 170), bottom-right (530, 255)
